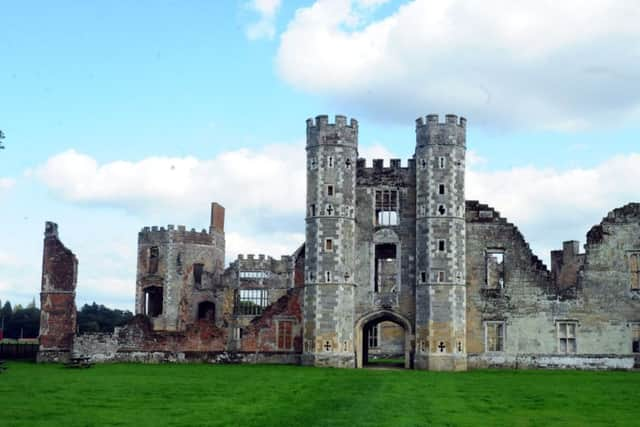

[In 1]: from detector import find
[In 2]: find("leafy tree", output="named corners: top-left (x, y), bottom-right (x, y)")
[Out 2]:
top-left (77, 303), bottom-right (133, 333)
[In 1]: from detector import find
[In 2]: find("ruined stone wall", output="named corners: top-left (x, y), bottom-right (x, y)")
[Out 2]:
top-left (73, 286), bottom-right (303, 363)
top-left (465, 201), bottom-right (639, 369)
top-left (38, 222), bottom-right (77, 362)
top-left (136, 225), bottom-right (222, 332)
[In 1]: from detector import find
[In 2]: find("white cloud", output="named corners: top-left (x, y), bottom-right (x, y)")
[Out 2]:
top-left (35, 145), bottom-right (306, 218)
top-left (0, 177), bottom-right (15, 196)
top-left (246, 0), bottom-right (282, 40)
top-left (467, 152), bottom-right (640, 264)
top-left (277, 0), bottom-right (640, 130)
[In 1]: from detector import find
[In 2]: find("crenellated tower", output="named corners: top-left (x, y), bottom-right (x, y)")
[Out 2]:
top-left (414, 114), bottom-right (467, 371)
top-left (303, 115), bottom-right (358, 367)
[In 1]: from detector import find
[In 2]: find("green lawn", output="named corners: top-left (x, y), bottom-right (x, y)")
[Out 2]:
top-left (1, 362), bottom-right (638, 426)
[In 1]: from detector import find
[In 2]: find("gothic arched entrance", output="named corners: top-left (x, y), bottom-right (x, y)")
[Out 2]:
top-left (355, 310), bottom-right (413, 369)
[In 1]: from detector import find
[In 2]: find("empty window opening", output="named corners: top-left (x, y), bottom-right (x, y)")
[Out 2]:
top-left (327, 185), bottom-right (334, 196)
top-left (632, 324), bottom-right (640, 353)
top-left (558, 322), bottom-right (577, 353)
top-left (368, 324), bottom-right (379, 348)
top-left (438, 240), bottom-right (446, 252)
top-left (486, 251), bottom-right (505, 289)
top-left (375, 189), bottom-right (399, 226)
top-left (420, 271), bottom-right (426, 283)
top-left (630, 253), bottom-right (640, 290)
top-left (485, 322), bottom-right (505, 352)
top-left (197, 301), bottom-right (215, 322)
top-left (439, 184), bottom-right (445, 195)
top-left (438, 205), bottom-right (446, 216)
top-left (438, 271), bottom-right (445, 283)
top-left (345, 158), bottom-right (352, 168)
top-left (148, 246), bottom-right (159, 274)
top-left (375, 244), bottom-right (397, 293)
top-left (193, 263), bottom-right (204, 286)
top-left (421, 159), bottom-right (427, 169)
top-left (325, 239), bottom-right (333, 251)
top-left (310, 204), bottom-right (316, 216)
top-left (439, 157), bottom-right (446, 169)
top-left (235, 289), bottom-right (269, 315)
top-left (144, 286), bottom-right (163, 317)
top-left (277, 320), bottom-right (293, 350)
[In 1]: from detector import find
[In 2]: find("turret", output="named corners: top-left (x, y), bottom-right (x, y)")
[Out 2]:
top-left (414, 114), bottom-right (467, 371)
top-left (303, 115), bottom-right (358, 367)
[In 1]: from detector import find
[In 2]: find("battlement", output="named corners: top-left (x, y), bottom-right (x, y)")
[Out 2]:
top-left (234, 253), bottom-right (293, 274)
top-left (306, 115), bottom-right (358, 130)
top-left (415, 114), bottom-right (467, 129)
top-left (138, 224), bottom-right (213, 245)
top-left (355, 158), bottom-right (416, 169)
top-left (415, 113), bottom-right (467, 148)
top-left (306, 115), bottom-right (358, 149)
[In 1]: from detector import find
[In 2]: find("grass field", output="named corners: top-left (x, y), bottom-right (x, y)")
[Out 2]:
top-left (1, 362), bottom-right (639, 426)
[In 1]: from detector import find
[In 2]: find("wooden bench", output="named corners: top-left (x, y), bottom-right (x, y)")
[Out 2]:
top-left (65, 356), bottom-right (93, 368)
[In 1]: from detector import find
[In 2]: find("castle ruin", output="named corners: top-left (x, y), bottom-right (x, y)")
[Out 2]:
top-left (38, 114), bottom-right (640, 370)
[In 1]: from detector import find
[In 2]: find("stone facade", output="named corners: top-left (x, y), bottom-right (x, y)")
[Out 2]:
top-left (38, 114), bottom-right (640, 370)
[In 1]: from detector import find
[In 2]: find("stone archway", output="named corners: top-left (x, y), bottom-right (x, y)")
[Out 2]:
top-left (355, 310), bottom-right (414, 369)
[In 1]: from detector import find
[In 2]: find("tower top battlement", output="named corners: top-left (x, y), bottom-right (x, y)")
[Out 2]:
top-left (415, 113), bottom-right (467, 148)
top-left (306, 115), bottom-right (358, 149)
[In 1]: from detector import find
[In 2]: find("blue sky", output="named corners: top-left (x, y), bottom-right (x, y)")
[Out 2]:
top-left (1, 0), bottom-right (639, 311)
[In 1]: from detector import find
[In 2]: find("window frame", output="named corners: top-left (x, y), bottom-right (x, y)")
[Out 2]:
top-left (629, 252), bottom-right (640, 291)
top-left (557, 321), bottom-right (578, 354)
top-left (235, 288), bottom-right (269, 316)
top-left (484, 321), bottom-right (505, 353)
top-left (375, 189), bottom-right (400, 226)
top-left (277, 319), bottom-right (294, 351)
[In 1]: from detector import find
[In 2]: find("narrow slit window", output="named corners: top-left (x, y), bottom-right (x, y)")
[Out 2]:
top-left (148, 246), bottom-right (159, 274)
top-left (439, 157), bottom-right (446, 169)
top-left (630, 253), bottom-right (640, 290)
top-left (420, 271), bottom-right (426, 283)
top-left (310, 204), bottom-right (316, 216)
top-left (325, 239), bottom-right (333, 251)
top-left (438, 271), bottom-right (445, 282)
top-left (326, 271), bottom-right (332, 282)
top-left (193, 263), bottom-right (204, 286)
top-left (439, 184), bottom-right (445, 195)
top-left (327, 185), bottom-right (334, 196)
top-left (438, 240), bottom-right (446, 252)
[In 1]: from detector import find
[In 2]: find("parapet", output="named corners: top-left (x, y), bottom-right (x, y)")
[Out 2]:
top-left (415, 114), bottom-right (467, 148)
top-left (306, 114), bottom-right (358, 149)
top-left (356, 158), bottom-right (416, 186)
top-left (306, 114), bottom-right (358, 130)
top-left (233, 253), bottom-right (293, 275)
top-left (138, 224), bottom-right (213, 245)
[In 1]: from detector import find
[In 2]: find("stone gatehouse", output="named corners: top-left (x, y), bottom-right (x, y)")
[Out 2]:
top-left (38, 114), bottom-right (640, 370)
